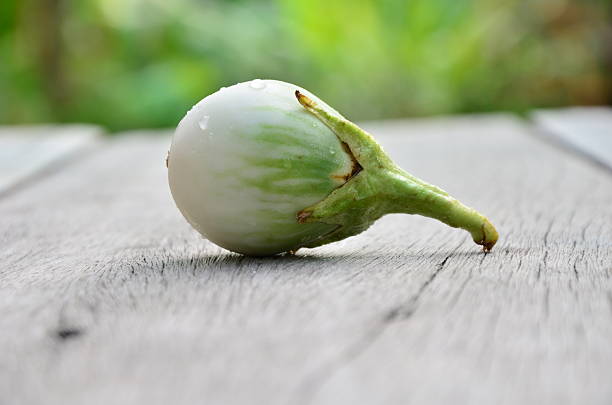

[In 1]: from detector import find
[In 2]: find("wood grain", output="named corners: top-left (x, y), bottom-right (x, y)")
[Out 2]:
top-left (532, 107), bottom-right (612, 171)
top-left (0, 125), bottom-right (103, 196)
top-left (0, 117), bottom-right (610, 405)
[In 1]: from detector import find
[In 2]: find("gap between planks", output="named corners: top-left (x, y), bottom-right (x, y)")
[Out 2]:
top-left (532, 107), bottom-right (612, 172)
top-left (0, 124), bottom-right (104, 198)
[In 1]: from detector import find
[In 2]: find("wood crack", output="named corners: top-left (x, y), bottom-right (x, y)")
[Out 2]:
top-left (537, 218), bottom-right (555, 281)
top-left (295, 252), bottom-right (454, 405)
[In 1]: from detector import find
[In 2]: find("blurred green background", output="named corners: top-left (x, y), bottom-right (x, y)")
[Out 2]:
top-left (1, 0), bottom-right (611, 131)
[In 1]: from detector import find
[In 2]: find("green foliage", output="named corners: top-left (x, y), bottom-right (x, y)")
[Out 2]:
top-left (1, 0), bottom-right (610, 131)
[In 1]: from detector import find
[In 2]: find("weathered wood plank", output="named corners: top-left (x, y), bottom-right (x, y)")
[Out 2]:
top-left (0, 125), bottom-right (103, 196)
top-left (532, 107), bottom-right (612, 171)
top-left (0, 117), bottom-right (610, 405)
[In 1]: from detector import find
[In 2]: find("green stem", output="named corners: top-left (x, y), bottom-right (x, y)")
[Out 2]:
top-left (295, 90), bottom-right (499, 252)
top-left (386, 170), bottom-right (498, 251)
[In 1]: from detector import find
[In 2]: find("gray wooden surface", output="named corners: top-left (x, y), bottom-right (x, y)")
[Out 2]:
top-left (533, 107), bottom-right (612, 171)
top-left (0, 114), bottom-right (611, 405)
top-left (0, 125), bottom-right (103, 196)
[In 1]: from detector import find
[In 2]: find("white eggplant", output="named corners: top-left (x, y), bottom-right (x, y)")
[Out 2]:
top-left (167, 79), bottom-right (498, 256)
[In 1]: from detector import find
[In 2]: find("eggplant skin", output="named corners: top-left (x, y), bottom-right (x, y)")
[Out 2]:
top-left (168, 80), bottom-right (354, 255)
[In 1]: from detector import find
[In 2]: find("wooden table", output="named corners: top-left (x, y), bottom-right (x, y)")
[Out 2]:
top-left (1, 109), bottom-right (611, 405)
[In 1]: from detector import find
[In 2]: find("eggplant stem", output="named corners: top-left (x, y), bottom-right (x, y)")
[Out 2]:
top-left (295, 89), bottom-right (499, 252)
